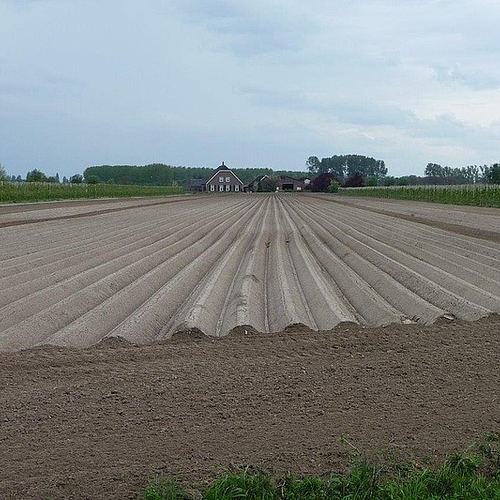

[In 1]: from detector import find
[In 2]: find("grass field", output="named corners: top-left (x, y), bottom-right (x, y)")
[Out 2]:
top-left (337, 184), bottom-right (500, 207)
top-left (0, 181), bottom-right (184, 203)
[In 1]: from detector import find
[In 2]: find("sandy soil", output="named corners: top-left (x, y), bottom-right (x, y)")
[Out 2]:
top-left (0, 315), bottom-right (499, 499)
top-left (1, 195), bottom-right (500, 498)
top-left (1, 194), bottom-right (499, 351)
top-left (313, 194), bottom-right (500, 242)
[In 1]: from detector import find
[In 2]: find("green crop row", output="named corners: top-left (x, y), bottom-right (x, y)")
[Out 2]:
top-left (337, 184), bottom-right (500, 207)
top-left (0, 182), bottom-right (184, 203)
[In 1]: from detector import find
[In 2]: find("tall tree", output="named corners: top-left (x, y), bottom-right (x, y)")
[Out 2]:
top-left (424, 163), bottom-right (443, 177)
top-left (70, 174), bottom-right (83, 184)
top-left (486, 164), bottom-right (500, 184)
top-left (26, 169), bottom-right (48, 182)
top-left (0, 163), bottom-right (8, 181)
top-left (308, 154), bottom-right (387, 179)
top-left (306, 156), bottom-right (321, 174)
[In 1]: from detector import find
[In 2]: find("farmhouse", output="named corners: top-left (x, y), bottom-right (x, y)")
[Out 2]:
top-left (206, 162), bottom-right (244, 193)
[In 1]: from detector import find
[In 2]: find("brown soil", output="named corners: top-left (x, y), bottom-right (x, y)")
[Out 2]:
top-left (1, 315), bottom-right (499, 499)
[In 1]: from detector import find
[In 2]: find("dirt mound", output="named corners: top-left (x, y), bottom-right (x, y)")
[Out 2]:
top-left (1, 315), bottom-right (499, 499)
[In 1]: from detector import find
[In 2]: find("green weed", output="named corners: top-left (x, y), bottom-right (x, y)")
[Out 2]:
top-left (139, 437), bottom-right (500, 499)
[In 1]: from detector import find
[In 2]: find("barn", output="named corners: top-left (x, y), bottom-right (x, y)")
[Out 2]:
top-left (278, 175), bottom-right (306, 191)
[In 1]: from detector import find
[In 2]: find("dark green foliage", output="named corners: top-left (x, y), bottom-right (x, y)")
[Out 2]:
top-left (424, 163), bottom-right (496, 184)
top-left (70, 174), bottom-right (83, 184)
top-left (86, 175), bottom-right (100, 184)
top-left (486, 164), bottom-right (500, 184)
top-left (277, 474), bottom-right (331, 499)
top-left (327, 180), bottom-right (340, 193)
top-left (311, 172), bottom-right (336, 192)
top-left (307, 154), bottom-right (387, 179)
top-left (26, 169), bottom-right (48, 182)
top-left (343, 171), bottom-right (365, 187)
top-left (83, 164), bottom-right (308, 189)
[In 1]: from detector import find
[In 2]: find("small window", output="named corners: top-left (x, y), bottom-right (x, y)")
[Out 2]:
top-left (210, 184), bottom-right (215, 191)
top-left (226, 184), bottom-right (230, 191)
top-left (219, 176), bottom-right (224, 182)
top-left (226, 176), bottom-right (230, 182)
top-left (219, 184), bottom-right (224, 191)
top-left (235, 185), bottom-right (239, 192)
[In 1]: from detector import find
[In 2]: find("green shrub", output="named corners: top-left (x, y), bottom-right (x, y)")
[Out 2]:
top-left (327, 180), bottom-right (340, 193)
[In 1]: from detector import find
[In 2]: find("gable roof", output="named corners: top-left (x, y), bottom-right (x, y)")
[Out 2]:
top-left (205, 162), bottom-right (244, 186)
top-left (247, 174), bottom-right (268, 187)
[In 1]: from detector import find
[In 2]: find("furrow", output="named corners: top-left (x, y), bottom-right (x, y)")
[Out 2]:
top-left (168, 198), bottom-right (270, 337)
top-left (0, 201), bottom-right (222, 274)
top-left (102, 203), bottom-right (263, 344)
top-left (284, 198), bottom-right (442, 325)
top-left (0, 201), bottom-right (244, 306)
top-left (295, 198), bottom-right (494, 320)
top-left (313, 199), bottom-right (500, 274)
top-left (216, 197), bottom-right (274, 335)
top-left (265, 196), bottom-right (317, 332)
top-left (276, 197), bottom-right (358, 329)
top-left (0, 200), bottom-right (256, 350)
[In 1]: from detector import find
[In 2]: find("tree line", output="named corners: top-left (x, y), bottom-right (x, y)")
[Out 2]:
top-left (83, 164), bottom-right (309, 187)
top-left (304, 155), bottom-right (500, 190)
top-left (423, 163), bottom-right (500, 185)
top-left (2, 159), bottom-right (499, 190)
top-left (306, 154), bottom-right (388, 179)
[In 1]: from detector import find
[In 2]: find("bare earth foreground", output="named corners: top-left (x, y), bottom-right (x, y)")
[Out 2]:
top-left (0, 194), bottom-right (499, 498)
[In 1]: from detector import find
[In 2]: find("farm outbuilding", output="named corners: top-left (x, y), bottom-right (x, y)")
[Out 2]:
top-left (278, 175), bottom-right (306, 191)
top-left (206, 162), bottom-right (244, 193)
top-left (189, 178), bottom-right (206, 192)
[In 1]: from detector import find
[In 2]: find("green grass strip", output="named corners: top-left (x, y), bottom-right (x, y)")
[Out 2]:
top-left (140, 436), bottom-right (500, 499)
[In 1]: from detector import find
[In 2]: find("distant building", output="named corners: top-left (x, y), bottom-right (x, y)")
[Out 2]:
top-left (277, 175), bottom-right (306, 191)
top-left (246, 174), bottom-right (279, 192)
top-left (189, 178), bottom-right (206, 192)
top-left (206, 162), bottom-right (244, 193)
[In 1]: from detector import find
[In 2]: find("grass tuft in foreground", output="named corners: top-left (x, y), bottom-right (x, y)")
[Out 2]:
top-left (140, 436), bottom-right (500, 499)
top-left (141, 477), bottom-right (191, 500)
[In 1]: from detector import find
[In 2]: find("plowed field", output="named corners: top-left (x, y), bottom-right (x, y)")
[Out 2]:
top-left (1, 194), bottom-right (500, 499)
top-left (1, 193), bottom-right (500, 351)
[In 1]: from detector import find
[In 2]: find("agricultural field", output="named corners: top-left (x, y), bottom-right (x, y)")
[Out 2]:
top-left (1, 193), bottom-right (500, 498)
top-left (337, 183), bottom-right (500, 207)
top-left (1, 193), bottom-right (499, 351)
top-left (0, 180), bottom-right (183, 203)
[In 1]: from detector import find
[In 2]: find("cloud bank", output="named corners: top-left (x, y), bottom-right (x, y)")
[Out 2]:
top-left (1, 0), bottom-right (499, 177)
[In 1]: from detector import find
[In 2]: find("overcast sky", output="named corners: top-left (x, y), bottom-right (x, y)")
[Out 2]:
top-left (1, 0), bottom-right (500, 178)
